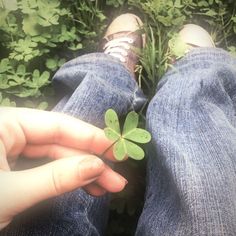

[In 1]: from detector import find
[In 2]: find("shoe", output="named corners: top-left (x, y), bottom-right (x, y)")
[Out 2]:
top-left (179, 24), bottom-right (215, 53)
top-left (101, 13), bottom-right (145, 77)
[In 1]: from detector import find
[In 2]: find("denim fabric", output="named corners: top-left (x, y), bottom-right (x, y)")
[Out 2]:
top-left (53, 53), bottom-right (146, 127)
top-left (1, 53), bottom-right (145, 236)
top-left (136, 48), bottom-right (236, 236)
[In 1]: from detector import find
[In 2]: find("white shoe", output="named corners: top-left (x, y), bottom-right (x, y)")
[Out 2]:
top-left (179, 24), bottom-right (215, 52)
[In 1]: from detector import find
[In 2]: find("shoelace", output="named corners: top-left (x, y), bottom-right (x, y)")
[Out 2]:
top-left (103, 37), bottom-right (134, 62)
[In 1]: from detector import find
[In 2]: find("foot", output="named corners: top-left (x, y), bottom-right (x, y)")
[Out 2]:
top-left (101, 13), bottom-right (145, 77)
top-left (179, 24), bottom-right (215, 53)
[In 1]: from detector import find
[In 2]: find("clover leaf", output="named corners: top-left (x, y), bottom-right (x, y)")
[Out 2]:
top-left (104, 109), bottom-right (151, 161)
top-left (168, 33), bottom-right (188, 59)
top-left (2, 0), bottom-right (18, 11)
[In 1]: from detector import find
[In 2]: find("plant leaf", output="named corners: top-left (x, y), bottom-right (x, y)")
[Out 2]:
top-left (46, 58), bottom-right (58, 70)
top-left (123, 128), bottom-right (151, 143)
top-left (16, 64), bottom-right (26, 75)
top-left (122, 111), bottom-right (139, 135)
top-left (2, 0), bottom-right (18, 11)
top-left (22, 14), bottom-right (40, 36)
top-left (105, 109), bottom-right (120, 134)
top-left (1, 97), bottom-right (16, 106)
top-left (104, 127), bottom-right (120, 141)
top-left (168, 33), bottom-right (188, 59)
top-left (124, 139), bottom-right (145, 160)
top-left (0, 59), bottom-right (10, 73)
top-left (37, 101), bottom-right (48, 110)
top-left (114, 139), bottom-right (126, 161)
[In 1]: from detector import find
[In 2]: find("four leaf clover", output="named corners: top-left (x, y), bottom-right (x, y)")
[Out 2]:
top-left (104, 109), bottom-right (151, 161)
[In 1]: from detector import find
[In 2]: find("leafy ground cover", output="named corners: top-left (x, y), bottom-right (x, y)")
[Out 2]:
top-left (1, 0), bottom-right (236, 235)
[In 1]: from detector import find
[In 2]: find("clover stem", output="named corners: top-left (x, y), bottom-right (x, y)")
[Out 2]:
top-left (100, 139), bottom-right (119, 157)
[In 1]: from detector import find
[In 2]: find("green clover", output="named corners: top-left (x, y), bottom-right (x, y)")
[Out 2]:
top-left (104, 109), bottom-right (151, 161)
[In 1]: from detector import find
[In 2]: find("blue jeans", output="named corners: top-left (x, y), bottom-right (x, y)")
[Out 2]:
top-left (2, 48), bottom-right (236, 235)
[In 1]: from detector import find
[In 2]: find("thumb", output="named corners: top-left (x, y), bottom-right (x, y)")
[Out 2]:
top-left (0, 155), bottom-right (104, 222)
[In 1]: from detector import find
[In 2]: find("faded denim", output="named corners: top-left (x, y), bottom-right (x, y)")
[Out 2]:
top-left (136, 48), bottom-right (236, 236)
top-left (1, 53), bottom-right (145, 236)
top-left (1, 48), bottom-right (236, 235)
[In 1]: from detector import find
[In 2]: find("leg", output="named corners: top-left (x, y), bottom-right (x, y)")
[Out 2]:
top-left (53, 53), bottom-right (145, 128)
top-left (1, 53), bottom-right (145, 236)
top-left (136, 47), bottom-right (236, 235)
top-left (52, 53), bottom-right (145, 236)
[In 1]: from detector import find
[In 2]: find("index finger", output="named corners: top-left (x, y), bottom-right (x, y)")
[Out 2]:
top-left (2, 107), bottom-right (114, 160)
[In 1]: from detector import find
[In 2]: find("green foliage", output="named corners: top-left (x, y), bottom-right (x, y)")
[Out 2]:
top-left (104, 109), bottom-right (151, 161)
top-left (129, 0), bottom-right (236, 95)
top-left (0, 58), bottom-right (50, 98)
top-left (168, 33), bottom-right (188, 59)
top-left (0, 0), bottom-right (106, 107)
top-left (228, 46), bottom-right (236, 57)
top-left (106, 0), bottom-right (127, 8)
top-left (0, 92), bottom-right (16, 106)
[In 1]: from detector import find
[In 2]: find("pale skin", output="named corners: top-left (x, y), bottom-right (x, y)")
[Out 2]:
top-left (0, 107), bottom-right (127, 230)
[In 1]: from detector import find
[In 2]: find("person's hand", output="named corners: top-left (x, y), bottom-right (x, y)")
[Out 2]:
top-left (0, 107), bottom-right (127, 230)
